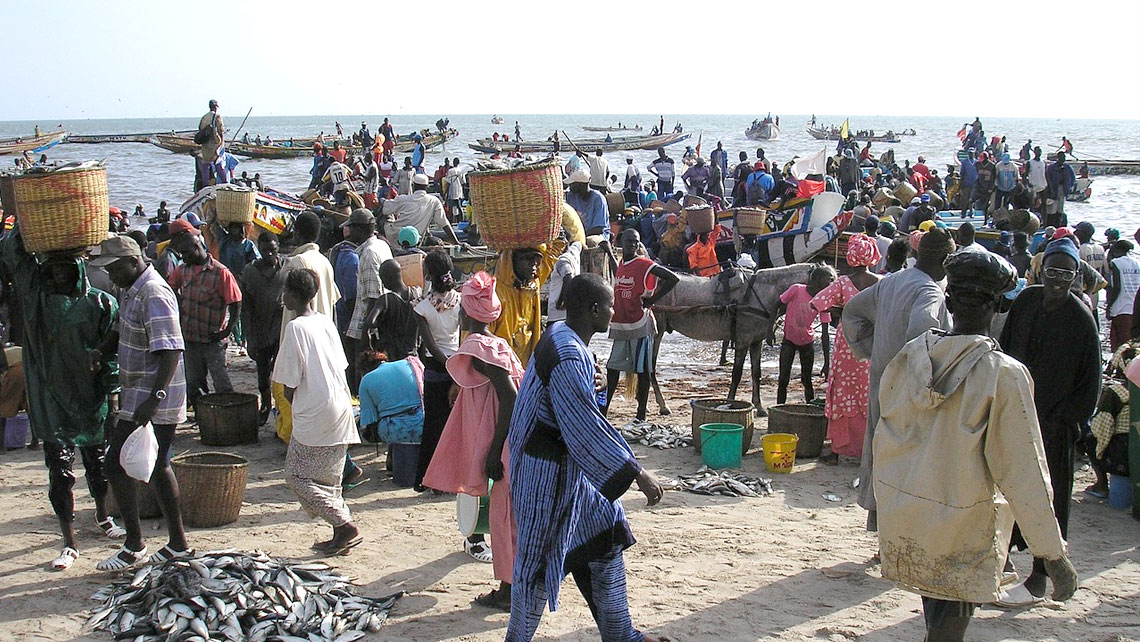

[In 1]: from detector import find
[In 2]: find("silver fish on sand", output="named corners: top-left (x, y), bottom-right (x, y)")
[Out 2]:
top-left (662, 465), bottom-right (774, 497)
top-left (86, 549), bottom-right (401, 642)
top-left (619, 420), bottom-right (693, 449)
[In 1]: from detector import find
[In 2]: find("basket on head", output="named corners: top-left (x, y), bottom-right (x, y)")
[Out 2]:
top-left (683, 194), bottom-right (707, 208)
top-left (468, 159), bottom-right (564, 250)
top-left (686, 205), bottom-right (715, 235)
top-left (10, 166), bottom-right (109, 253)
top-left (215, 184), bottom-right (256, 224)
top-left (171, 452), bottom-right (249, 527)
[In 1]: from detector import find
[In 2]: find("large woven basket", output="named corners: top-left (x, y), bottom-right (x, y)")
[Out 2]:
top-left (691, 398), bottom-right (755, 455)
top-left (10, 166), bottom-right (109, 253)
top-left (468, 159), bottom-right (564, 249)
top-left (767, 403), bottom-right (827, 458)
top-left (734, 207), bottom-right (768, 235)
top-left (215, 185), bottom-right (256, 224)
top-left (171, 452), bottom-right (248, 527)
top-left (197, 392), bottom-right (259, 446)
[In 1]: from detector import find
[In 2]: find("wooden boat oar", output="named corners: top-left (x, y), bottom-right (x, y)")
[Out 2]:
top-left (560, 130), bottom-right (585, 156)
top-left (230, 107), bottom-right (253, 143)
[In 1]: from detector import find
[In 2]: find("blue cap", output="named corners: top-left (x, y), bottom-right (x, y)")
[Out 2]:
top-left (183, 212), bottom-right (205, 228)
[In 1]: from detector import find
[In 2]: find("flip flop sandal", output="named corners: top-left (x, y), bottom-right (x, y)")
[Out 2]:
top-left (97, 516), bottom-right (127, 539)
top-left (994, 584), bottom-right (1045, 609)
top-left (464, 539), bottom-right (494, 563)
top-left (148, 545), bottom-right (194, 564)
top-left (51, 547), bottom-right (79, 571)
top-left (96, 545), bottom-right (148, 572)
top-left (320, 536), bottom-right (363, 557)
top-left (343, 477), bottom-right (369, 492)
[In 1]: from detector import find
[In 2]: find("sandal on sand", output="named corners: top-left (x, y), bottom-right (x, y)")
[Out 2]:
top-left (465, 539), bottom-right (493, 563)
top-left (318, 536), bottom-right (363, 557)
top-left (148, 545), bottom-right (193, 564)
top-left (97, 516), bottom-right (127, 539)
top-left (51, 547), bottom-right (79, 571)
top-left (994, 584), bottom-right (1044, 609)
top-left (96, 545), bottom-right (148, 572)
top-left (473, 589), bottom-right (511, 612)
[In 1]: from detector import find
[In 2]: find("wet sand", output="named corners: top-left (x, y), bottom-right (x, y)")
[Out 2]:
top-left (0, 335), bottom-right (1137, 642)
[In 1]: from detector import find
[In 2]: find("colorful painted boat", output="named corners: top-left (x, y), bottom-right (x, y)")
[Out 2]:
top-left (150, 134), bottom-right (198, 154)
top-left (179, 185), bottom-right (306, 234)
top-left (0, 131), bottom-right (69, 156)
top-left (469, 131), bottom-right (689, 154)
top-left (67, 130), bottom-right (194, 144)
top-left (806, 126), bottom-right (900, 143)
top-left (229, 130), bottom-right (458, 159)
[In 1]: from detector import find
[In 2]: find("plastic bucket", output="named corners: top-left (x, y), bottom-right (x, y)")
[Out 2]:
top-left (457, 479), bottom-right (493, 537)
top-left (391, 443), bottom-right (420, 488)
top-left (1108, 474), bottom-right (1132, 510)
top-left (700, 423), bottom-right (744, 469)
top-left (3, 413), bottom-right (29, 449)
top-left (762, 433), bottom-right (799, 474)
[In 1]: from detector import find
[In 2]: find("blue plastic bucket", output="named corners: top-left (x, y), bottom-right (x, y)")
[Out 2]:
top-left (1108, 474), bottom-right (1132, 510)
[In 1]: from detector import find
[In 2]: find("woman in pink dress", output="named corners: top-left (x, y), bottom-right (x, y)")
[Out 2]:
top-left (810, 234), bottom-right (882, 463)
top-left (422, 271), bottom-right (523, 610)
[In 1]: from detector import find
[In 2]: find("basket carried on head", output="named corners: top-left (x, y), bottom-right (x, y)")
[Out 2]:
top-left (468, 159), bottom-right (564, 250)
top-left (197, 392), bottom-right (259, 446)
top-left (171, 452), bottom-right (249, 527)
top-left (9, 165), bottom-right (109, 253)
top-left (214, 185), bottom-right (256, 224)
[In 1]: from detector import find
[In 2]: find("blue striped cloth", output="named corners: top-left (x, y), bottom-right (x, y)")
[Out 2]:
top-left (509, 321), bottom-right (641, 614)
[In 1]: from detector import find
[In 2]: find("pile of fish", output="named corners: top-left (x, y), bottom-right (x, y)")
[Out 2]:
top-left (619, 420), bottom-right (692, 449)
top-left (87, 549), bottom-right (402, 642)
top-left (663, 466), bottom-right (774, 497)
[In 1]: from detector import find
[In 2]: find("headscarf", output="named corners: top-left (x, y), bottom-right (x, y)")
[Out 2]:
top-left (909, 230), bottom-right (925, 252)
top-left (917, 227), bottom-right (956, 256)
top-left (846, 233), bottom-right (881, 268)
top-left (918, 220), bottom-right (937, 232)
top-left (460, 270), bottom-right (501, 323)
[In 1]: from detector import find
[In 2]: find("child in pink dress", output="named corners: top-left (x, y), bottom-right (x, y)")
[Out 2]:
top-left (423, 271), bottom-right (523, 611)
top-left (773, 265), bottom-right (836, 404)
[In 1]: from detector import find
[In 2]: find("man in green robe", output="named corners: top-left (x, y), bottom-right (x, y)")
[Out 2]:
top-left (0, 231), bottom-right (122, 571)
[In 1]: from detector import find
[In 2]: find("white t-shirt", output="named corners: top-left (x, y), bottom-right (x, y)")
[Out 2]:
top-left (1027, 158), bottom-right (1047, 191)
top-left (586, 155), bottom-right (610, 187)
top-left (546, 241), bottom-right (582, 323)
top-left (382, 192), bottom-right (449, 241)
top-left (323, 162), bottom-right (352, 193)
top-left (413, 297), bottom-right (460, 359)
top-left (272, 314), bottom-right (360, 447)
top-left (446, 167), bottom-right (465, 200)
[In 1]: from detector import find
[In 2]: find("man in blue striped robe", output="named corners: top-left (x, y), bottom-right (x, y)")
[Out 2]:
top-left (506, 274), bottom-right (667, 642)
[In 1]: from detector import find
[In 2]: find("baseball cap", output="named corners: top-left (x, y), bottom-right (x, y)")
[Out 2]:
top-left (566, 169), bottom-right (591, 184)
top-left (184, 212), bottom-right (206, 228)
top-left (169, 219), bottom-right (201, 237)
top-left (340, 208), bottom-right (375, 228)
top-left (90, 235), bottom-right (142, 267)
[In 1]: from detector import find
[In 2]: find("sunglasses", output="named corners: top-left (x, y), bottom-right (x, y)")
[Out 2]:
top-left (1043, 267), bottom-right (1077, 281)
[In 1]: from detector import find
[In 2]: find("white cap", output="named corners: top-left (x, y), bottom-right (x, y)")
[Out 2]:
top-left (566, 169), bottom-right (591, 184)
top-left (412, 173), bottom-right (429, 186)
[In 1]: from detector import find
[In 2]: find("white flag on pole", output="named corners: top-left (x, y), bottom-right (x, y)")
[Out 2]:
top-left (790, 148), bottom-right (828, 179)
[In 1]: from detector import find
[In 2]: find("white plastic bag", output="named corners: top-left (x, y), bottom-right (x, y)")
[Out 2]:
top-left (120, 422), bottom-right (159, 482)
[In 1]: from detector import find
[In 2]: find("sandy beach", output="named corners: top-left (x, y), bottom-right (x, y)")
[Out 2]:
top-left (0, 336), bottom-right (1137, 642)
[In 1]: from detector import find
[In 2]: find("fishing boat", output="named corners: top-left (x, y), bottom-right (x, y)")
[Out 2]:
top-left (67, 130), bottom-right (195, 144)
top-left (150, 134), bottom-right (198, 154)
top-left (1046, 157), bottom-right (1140, 176)
top-left (490, 116), bottom-right (505, 125)
top-left (744, 117), bottom-right (779, 140)
top-left (469, 131), bottom-right (689, 155)
top-left (581, 125), bottom-right (643, 132)
top-left (732, 192), bottom-right (853, 268)
top-left (899, 128), bottom-right (917, 136)
top-left (806, 126), bottom-right (901, 143)
top-left (0, 130), bottom-right (69, 156)
top-left (230, 130), bottom-right (459, 159)
top-left (180, 185), bottom-right (306, 234)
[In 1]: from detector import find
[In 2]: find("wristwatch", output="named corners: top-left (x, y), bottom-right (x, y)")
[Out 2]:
top-left (152, 389), bottom-right (167, 401)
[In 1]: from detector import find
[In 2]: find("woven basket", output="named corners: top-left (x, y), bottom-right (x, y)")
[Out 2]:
top-left (10, 167), bottom-right (109, 253)
top-left (171, 452), bottom-right (248, 527)
top-left (690, 398), bottom-right (755, 454)
top-left (468, 159), bottom-right (564, 249)
top-left (767, 403), bottom-right (827, 458)
top-left (686, 205), bottom-right (715, 234)
top-left (215, 185), bottom-right (256, 224)
top-left (734, 208), bottom-right (769, 235)
top-left (197, 392), bottom-right (259, 446)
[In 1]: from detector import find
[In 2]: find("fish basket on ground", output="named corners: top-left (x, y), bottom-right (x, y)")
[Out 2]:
top-left (767, 403), bottom-right (827, 458)
top-left (690, 398), bottom-right (754, 454)
top-left (9, 166), bottom-right (108, 253)
top-left (761, 433), bottom-right (799, 474)
top-left (733, 208), bottom-right (768, 235)
top-left (468, 160), bottom-right (564, 250)
top-left (196, 392), bottom-right (259, 446)
top-left (171, 452), bottom-right (248, 527)
top-left (214, 185), bottom-right (257, 224)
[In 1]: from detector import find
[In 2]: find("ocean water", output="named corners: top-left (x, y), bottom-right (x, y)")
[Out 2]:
top-left (2, 114), bottom-right (1137, 236)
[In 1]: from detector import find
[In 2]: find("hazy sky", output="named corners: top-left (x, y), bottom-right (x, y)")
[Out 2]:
top-left (4, 0), bottom-right (1138, 120)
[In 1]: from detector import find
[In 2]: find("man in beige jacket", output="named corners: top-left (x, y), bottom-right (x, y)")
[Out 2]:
top-left (874, 250), bottom-right (1079, 641)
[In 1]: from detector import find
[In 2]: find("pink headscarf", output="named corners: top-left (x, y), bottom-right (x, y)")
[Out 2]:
top-left (461, 271), bottom-right (502, 323)
top-left (846, 233), bottom-right (881, 268)
top-left (909, 230), bottom-right (926, 252)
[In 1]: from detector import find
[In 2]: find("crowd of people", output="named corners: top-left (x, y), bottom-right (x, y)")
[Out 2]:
top-left (0, 107), bottom-right (1135, 642)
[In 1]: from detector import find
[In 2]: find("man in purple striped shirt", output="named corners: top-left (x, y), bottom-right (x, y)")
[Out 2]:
top-left (89, 236), bottom-right (191, 571)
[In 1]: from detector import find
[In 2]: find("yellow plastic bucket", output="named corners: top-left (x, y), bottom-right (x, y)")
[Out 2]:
top-left (761, 433), bottom-right (799, 474)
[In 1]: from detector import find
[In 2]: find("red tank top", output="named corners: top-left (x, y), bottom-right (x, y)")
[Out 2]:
top-left (612, 256), bottom-right (657, 328)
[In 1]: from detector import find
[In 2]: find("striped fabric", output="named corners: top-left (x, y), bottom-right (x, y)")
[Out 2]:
top-left (116, 265), bottom-right (187, 425)
top-left (507, 322), bottom-right (642, 640)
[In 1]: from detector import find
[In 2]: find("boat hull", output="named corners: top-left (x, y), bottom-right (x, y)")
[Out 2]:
top-left (0, 131), bottom-right (69, 156)
top-left (469, 132), bottom-right (689, 154)
top-left (806, 127), bottom-right (900, 143)
top-left (67, 130), bottom-right (194, 144)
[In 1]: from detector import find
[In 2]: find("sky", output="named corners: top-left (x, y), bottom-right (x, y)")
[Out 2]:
top-left (3, 0), bottom-right (1139, 121)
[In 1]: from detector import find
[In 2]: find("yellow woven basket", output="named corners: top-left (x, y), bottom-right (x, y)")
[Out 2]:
top-left (468, 159), bottom-right (564, 250)
top-left (734, 207), bottom-right (769, 235)
top-left (11, 167), bottom-right (109, 253)
top-left (215, 185), bottom-right (256, 224)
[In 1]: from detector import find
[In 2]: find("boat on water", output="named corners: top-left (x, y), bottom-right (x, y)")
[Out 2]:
top-left (150, 133), bottom-right (198, 154)
top-left (469, 131), bottom-right (690, 155)
top-left (745, 117), bottom-right (779, 141)
top-left (230, 130), bottom-right (458, 159)
top-left (732, 192), bottom-right (853, 268)
top-left (806, 126), bottom-right (901, 143)
top-left (1044, 156), bottom-right (1140, 176)
top-left (67, 130), bottom-right (195, 144)
top-left (899, 128), bottom-right (917, 136)
top-left (581, 125), bottom-right (643, 132)
top-left (0, 130), bottom-right (69, 156)
top-left (180, 185), bottom-right (306, 235)
top-left (490, 116), bottom-right (505, 125)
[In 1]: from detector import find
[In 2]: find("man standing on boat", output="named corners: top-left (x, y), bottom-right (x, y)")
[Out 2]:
top-left (196, 100), bottom-right (227, 190)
